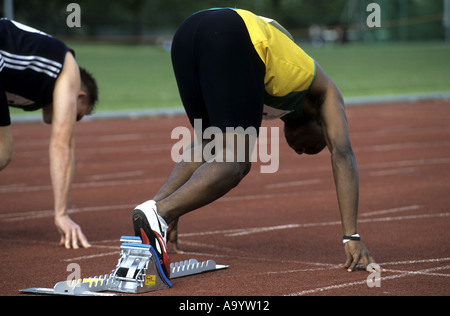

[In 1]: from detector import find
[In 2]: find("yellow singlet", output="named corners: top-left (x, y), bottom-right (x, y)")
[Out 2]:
top-left (233, 9), bottom-right (317, 120)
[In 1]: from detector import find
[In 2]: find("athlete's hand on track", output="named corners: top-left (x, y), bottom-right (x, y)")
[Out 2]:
top-left (55, 214), bottom-right (91, 249)
top-left (340, 240), bottom-right (385, 273)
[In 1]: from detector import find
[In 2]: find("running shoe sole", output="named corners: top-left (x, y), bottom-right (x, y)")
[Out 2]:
top-left (132, 207), bottom-right (170, 278)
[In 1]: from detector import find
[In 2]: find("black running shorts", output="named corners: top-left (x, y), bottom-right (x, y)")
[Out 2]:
top-left (171, 9), bottom-right (266, 132)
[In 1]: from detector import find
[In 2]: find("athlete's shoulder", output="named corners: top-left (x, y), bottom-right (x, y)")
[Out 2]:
top-left (1, 19), bottom-right (49, 36)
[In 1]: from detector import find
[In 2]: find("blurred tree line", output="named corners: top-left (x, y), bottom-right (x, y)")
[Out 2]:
top-left (1, 0), bottom-right (445, 41)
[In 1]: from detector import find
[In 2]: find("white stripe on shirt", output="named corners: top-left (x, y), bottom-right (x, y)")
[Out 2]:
top-left (0, 50), bottom-right (62, 78)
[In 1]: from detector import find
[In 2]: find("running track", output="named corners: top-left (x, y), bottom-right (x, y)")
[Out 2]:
top-left (1, 100), bottom-right (449, 296)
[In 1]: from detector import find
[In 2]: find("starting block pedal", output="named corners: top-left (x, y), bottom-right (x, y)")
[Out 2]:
top-left (108, 237), bottom-right (173, 293)
top-left (171, 259), bottom-right (229, 279)
top-left (20, 236), bottom-right (228, 296)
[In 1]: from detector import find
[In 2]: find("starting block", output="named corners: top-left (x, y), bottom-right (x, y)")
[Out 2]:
top-left (20, 236), bottom-right (228, 296)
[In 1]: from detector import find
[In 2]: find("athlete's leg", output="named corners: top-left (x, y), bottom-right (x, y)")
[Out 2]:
top-left (153, 139), bottom-right (206, 202)
top-left (146, 10), bottom-right (264, 252)
top-left (156, 133), bottom-right (253, 224)
top-left (154, 10), bottom-right (215, 203)
top-left (157, 9), bottom-right (264, 221)
top-left (155, 11), bottom-right (213, 212)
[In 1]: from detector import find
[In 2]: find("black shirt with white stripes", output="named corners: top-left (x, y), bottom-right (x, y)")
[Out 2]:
top-left (0, 19), bottom-right (72, 126)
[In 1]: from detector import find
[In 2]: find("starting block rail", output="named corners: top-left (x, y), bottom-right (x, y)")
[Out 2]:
top-left (20, 236), bottom-right (228, 296)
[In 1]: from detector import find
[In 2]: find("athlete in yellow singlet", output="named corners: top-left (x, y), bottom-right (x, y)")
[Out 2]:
top-left (131, 9), bottom-right (382, 276)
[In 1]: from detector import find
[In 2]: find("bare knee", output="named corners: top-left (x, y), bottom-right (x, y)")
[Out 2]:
top-left (241, 161), bottom-right (252, 178)
top-left (229, 161), bottom-right (252, 188)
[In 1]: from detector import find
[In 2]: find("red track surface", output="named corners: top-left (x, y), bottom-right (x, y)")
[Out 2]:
top-left (1, 100), bottom-right (449, 296)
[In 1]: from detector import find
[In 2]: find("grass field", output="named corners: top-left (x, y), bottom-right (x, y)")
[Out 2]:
top-left (310, 42), bottom-right (450, 97)
top-left (9, 41), bottom-right (450, 117)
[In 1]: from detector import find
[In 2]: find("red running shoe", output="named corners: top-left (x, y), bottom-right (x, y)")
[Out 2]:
top-left (132, 200), bottom-right (170, 278)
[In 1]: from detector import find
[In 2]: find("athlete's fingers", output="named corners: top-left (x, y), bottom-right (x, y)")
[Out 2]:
top-left (77, 228), bottom-right (91, 249)
top-left (339, 246), bottom-right (353, 270)
top-left (347, 252), bottom-right (361, 272)
top-left (65, 230), bottom-right (72, 249)
top-left (71, 227), bottom-right (79, 249)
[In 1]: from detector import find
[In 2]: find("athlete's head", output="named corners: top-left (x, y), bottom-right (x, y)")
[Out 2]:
top-left (284, 116), bottom-right (327, 155)
top-left (42, 67), bottom-right (99, 125)
top-left (76, 67), bottom-right (98, 121)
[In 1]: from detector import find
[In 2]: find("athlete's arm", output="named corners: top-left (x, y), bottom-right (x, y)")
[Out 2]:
top-left (309, 63), bottom-right (358, 236)
top-left (48, 52), bottom-right (90, 249)
top-left (0, 125), bottom-right (13, 171)
top-left (308, 63), bottom-right (381, 272)
top-left (0, 85), bottom-right (13, 171)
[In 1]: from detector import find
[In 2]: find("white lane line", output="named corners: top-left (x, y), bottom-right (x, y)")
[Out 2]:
top-left (262, 267), bottom-right (336, 275)
top-left (226, 224), bottom-right (308, 237)
top-left (179, 208), bottom-right (449, 238)
top-left (265, 258), bottom-right (450, 278)
top-left (355, 140), bottom-right (450, 153)
top-left (0, 177), bottom-right (166, 193)
top-left (359, 157), bottom-right (450, 170)
top-left (273, 156), bottom-right (450, 176)
top-left (265, 179), bottom-right (322, 189)
top-left (0, 204), bottom-right (136, 222)
top-left (2, 157), bottom-right (449, 194)
top-left (86, 170), bottom-right (146, 181)
top-left (220, 192), bottom-right (304, 203)
top-left (61, 251), bottom-right (119, 262)
top-left (360, 205), bottom-right (422, 217)
top-left (93, 134), bottom-right (145, 142)
top-left (369, 167), bottom-right (418, 177)
top-left (224, 213), bottom-right (450, 237)
top-left (286, 261), bottom-right (450, 296)
top-left (387, 268), bottom-right (450, 278)
top-left (380, 257), bottom-right (450, 266)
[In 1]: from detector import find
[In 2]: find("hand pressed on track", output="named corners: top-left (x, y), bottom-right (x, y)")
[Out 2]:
top-left (340, 240), bottom-right (384, 272)
top-left (55, 214), bottom-right (91, 249)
